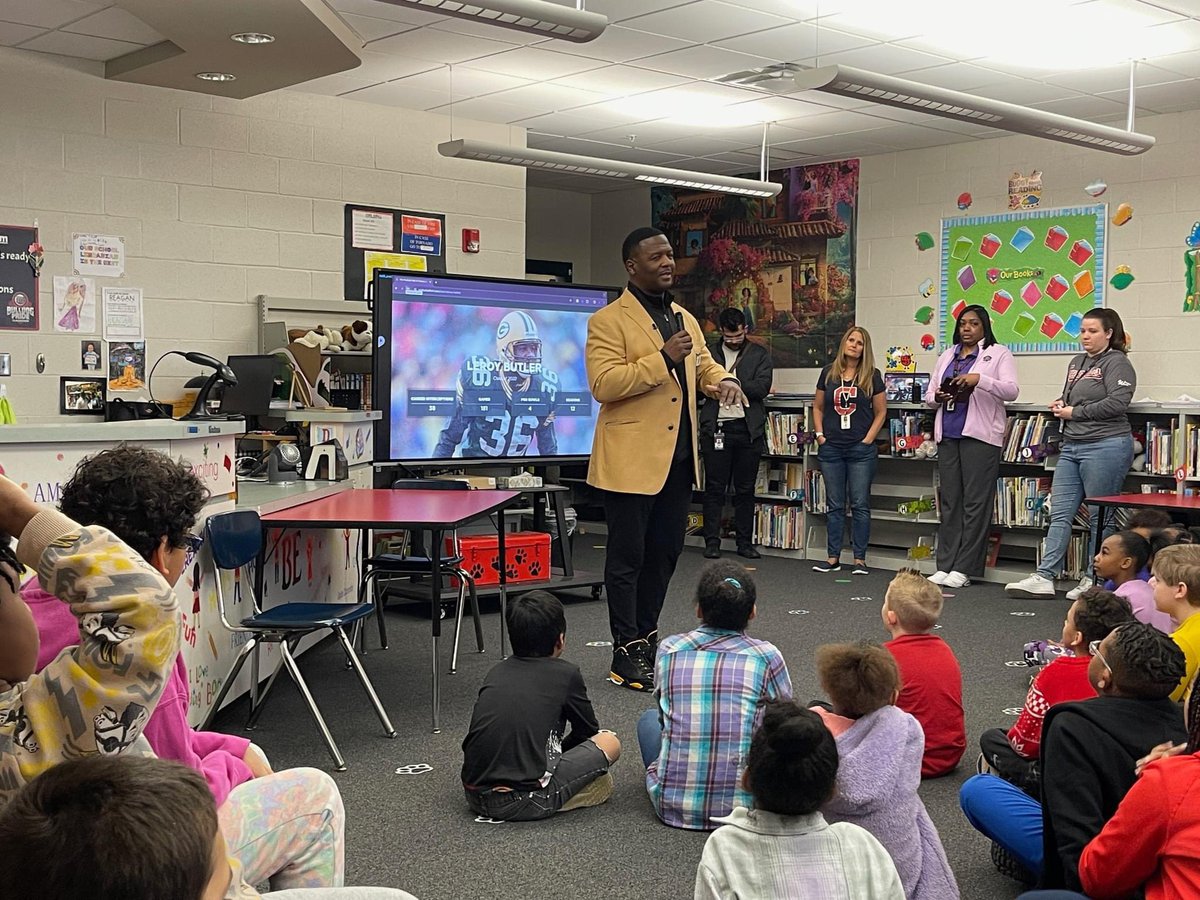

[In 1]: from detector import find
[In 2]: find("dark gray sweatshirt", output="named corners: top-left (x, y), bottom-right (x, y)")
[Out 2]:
top-left (1059, 350), bottom-right (1136, 441)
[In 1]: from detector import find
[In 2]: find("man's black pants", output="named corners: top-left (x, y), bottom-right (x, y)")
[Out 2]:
top-left (701, 419), bottom-right (762, 548)
top-left (602, 456), bottom-right (694, 646)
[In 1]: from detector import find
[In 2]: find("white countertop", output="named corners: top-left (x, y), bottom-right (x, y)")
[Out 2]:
top-left (284, 409), bottom-right (381, 423)
top-left (0, 419), bottom-right (247, 443)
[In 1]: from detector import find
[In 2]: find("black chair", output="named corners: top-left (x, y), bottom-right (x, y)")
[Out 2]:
top-left (359, 478), bottom-right (485, 674)
top-left (199, 509), bottom-right (396, 771)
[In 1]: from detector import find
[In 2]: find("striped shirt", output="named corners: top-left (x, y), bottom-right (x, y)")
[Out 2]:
top-left (647, 625), bottom-right (792, 830)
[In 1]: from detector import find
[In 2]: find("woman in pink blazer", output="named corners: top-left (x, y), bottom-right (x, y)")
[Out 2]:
top-left (923, 305), bottom-right (1019, 588)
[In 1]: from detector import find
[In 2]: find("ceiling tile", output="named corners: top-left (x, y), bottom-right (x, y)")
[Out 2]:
top-left (339, 80), bottom-right (452, 110)
top-left (0, 20), bottom-right (45, 44)
top-left (327, 0), bottom-right (446, 27)
top-left (337, 13), bottom-right (419, 42)
top-left (814, 42), bottom-right (955, 75)
top-left (554, 64), bottom-right (691, 95)
top-left (292, 71), bottom-right (387, 96)
top-left (1039, 61), bottom-right (1187, 94)
top-left (864, 124), bottom-right (975, 149)
top-left (354, 50), bottom-right (443, 82)
top-left (772, 133), bottom-right (894, 157)
top-left (515, 108), bottom-right (644, 134)
top-left (620, 0), bottom-right (793, 43)
top-left (637, 44), bottom-right (778, 79)
top-left (896, 62), bottom-right (1015, 92)
top-left (714, 21), bottom-right (873, 62)
top-left (484, 81), bottom-right (608, 111)
top-left (983, 79), bottom-right (1084, 105)
top-left (634, 134), bottom-right (753, 155)
top-left (18, 29), bottom-right (142, 60)
top-left (784, 108), bottom-right (897, 133)
top-left (463, 46), bottom-right (608, 79)
top-left (722, 95), bottom-right (832, 124)
top-left (528, 133), bottom-right (682, 163)
top-left (394, 66), bottom-right (532, 98)
top-left (579, 120), bottom-right (706, 144)
top-left (548, 25), bottom-right (692, 63)
top-left (427, 96), bottom-right (542, 122)
top-left (365, 26), bottom-right (519, 64)
top-left (1098, 78), bottom-right (1200, 113)
top-left (61, 6), bottom-right (163, 43)
top-left (1033, 94), bottom-right (1140, 119)
top-left (0, 0), bottom-right (105, 29)
top-left (586, 0), bottom-right (700, 23)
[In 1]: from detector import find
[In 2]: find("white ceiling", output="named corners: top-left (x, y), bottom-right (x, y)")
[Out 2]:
top-left (5, 0), bottom-right (1200, 192)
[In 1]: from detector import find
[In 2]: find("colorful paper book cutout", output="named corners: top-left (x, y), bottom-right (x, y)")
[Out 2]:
top-left (1011, 226), bottom-right (1035, 252)
top-left (1020, 281), bottom-right (1042, 307)
top-left (951, 237), bottom-right (974, 260)
top-left (1045, 274), bottom-right (1069, 300)
top-left (1041, 313), bottom-right (1064, 338)
top-left (991, 290), bottom-right (1013, 315)
top-left (979, 234), bottom-right (1002, 258)
top-left (1068, 239), bottom-right (1094, 266)
top-left (1013, 311), bottom-right (1036, 336)
top-left (1073, 270), bottom-right (1094, 297)
top-left (1045, 226), bottom-right (1069, 251)
top-left (1063, 311), bottom-right (1085, 338)
top-left (957, 265), bottom-right (977, 290)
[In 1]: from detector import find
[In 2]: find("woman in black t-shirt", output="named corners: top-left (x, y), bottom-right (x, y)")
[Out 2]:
top-left (811, 326), bottom-right (886, 574)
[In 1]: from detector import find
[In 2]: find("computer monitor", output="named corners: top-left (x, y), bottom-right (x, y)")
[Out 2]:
top-left (220, 355), bottom-right (278, 421)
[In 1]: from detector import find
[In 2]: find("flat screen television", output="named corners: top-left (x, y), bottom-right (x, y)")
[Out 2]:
top-left (374, 270), bottom-right (618, 465)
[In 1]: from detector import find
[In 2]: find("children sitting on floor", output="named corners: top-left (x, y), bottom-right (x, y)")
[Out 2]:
top-left (0, 755), bottom-right (417, 900)
top-left (979, 588), bottom-right (1134, 796)
top-left (18, 446), bottom-right (349, 893)
top-left (1151, 544), bottom-right (1200, 700)
top-left (960, 622), bottom-right (1187, 891)
top-left (1095, 530), bottom-right (1166, 632)
top-left (639, 561), bottom-right (791, 830)
top-left (880, 569), bottom-right (965, 778)
top-left (694, 700), bottom-right (904, 900)
top-left (810, 642), bottom-right (959, 899)
top-left (461, 590), bottom-right (620, 821)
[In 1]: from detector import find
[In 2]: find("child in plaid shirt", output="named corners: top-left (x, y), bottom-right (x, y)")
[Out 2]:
top-left (637, 561), bottom-right (791, 830)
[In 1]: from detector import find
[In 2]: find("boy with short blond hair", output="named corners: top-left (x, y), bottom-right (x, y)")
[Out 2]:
top-left (1150, 544), bottom-right (1200, 700)
top-left (881, 569), bottom-right (965, 777)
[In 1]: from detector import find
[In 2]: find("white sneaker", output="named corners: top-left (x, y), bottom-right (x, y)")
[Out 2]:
top-left (943, 571), bottom-right (972, 588)
top-left (1066, 575), bottom-right (1095, 601)
top-left (1005, 573), bottom-right (1056, 598)
top-left (928, 570), bottom-right (950, 585)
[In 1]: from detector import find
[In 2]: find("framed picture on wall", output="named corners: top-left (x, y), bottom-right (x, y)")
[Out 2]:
top-left (59, 376), bottom-right (106, 415)
top-left (684, 229), bottom-right (705, 257)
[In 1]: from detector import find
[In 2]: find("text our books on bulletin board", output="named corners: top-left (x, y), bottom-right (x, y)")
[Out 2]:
top-left (939, 205), bottom-right (1106, 354)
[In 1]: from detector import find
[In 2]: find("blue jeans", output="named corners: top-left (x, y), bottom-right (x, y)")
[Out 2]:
top-left (960, 773), bottom-right (1044, 877)
top-left (637, 708), bottom-right (662, 768)
top-left (818, 441), bottom-right (878, 560)
top-left (1037, 435), bottom-right (1134, 581)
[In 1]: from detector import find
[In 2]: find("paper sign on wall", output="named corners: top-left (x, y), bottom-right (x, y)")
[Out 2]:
top-left (364, 251), bottom-right (426, 299)
top-left (53, 276), bottom-right (97, 333)
top-left (103, 286), bottom-right (144, 340)
top-left (0, 223), bottom-right (39, 331)
top-left (72, 233), bottom-right (125, 278)
top-left (108, 341), bottom-right (146, 392)
top-left (351, 210), bottom-right (393, 251)
top-left (400, 215), bottom-right (442, 255)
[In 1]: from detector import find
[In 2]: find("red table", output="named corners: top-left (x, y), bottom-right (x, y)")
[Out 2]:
top-left (1087, 492), bottom-right (1200, 558)
top-left (261, 488), bottom-right (521, 732)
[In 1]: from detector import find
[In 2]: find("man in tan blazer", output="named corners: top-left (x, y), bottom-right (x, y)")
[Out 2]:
top-left (587, 227), bottom-right (745, 692)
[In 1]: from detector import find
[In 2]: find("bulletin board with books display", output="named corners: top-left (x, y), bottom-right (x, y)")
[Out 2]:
top-left (939, 205), bottom-right (1106, 354)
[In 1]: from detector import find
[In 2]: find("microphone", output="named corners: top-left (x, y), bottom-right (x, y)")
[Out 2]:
top-left (674, 311), bottom-right (684, 335)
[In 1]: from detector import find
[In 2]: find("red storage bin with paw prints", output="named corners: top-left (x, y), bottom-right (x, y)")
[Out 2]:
top-left (444, 532), bottom-right (551, 585)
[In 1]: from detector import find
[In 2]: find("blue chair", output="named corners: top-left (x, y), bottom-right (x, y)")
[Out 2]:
top-left (199, 509), bottom-right (396, 771)
top-left (358, 478), bottom-right (485, 674)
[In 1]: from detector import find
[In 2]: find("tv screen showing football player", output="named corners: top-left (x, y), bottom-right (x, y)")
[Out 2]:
top-left (375, 272), bottom-right (613, 463)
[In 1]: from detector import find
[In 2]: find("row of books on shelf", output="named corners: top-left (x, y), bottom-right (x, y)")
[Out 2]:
top-left (1002, 413), bottom-right (1057, 463)
top-left (888, 413), bottom-right (930, 456)
top-left (752, 503), bottom-right (804, 549)
top-left (993, 476), bottom-right (1051, 527)
top-left (1145, 422), bottom-right (1178, 476)
top-left (1039, 531), bottom-right (1091, 581)
top-left (765, 412), bottom-right (805, 456)
top-left (755, 460), bottom-right (804, 500)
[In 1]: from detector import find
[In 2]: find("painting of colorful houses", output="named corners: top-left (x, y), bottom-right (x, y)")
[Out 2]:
top-left (651, 159), bottom-right (859, 370)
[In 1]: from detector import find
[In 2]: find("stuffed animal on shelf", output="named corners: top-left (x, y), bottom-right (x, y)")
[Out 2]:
top-left (341, 320), bottom-right (372, 351)
top-left (1131, 438), bottom-right (1146, 474)
top-left (913, 432), bottom-right (938, 460)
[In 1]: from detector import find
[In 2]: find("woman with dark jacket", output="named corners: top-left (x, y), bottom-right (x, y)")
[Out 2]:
top-left (700, 307), bottom-right (773, 560)
top-left (1007, 308), bottom-right (1136, 599)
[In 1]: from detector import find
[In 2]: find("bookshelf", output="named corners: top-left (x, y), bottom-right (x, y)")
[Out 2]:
top-left (743, 396), bottom-right (1200, 585)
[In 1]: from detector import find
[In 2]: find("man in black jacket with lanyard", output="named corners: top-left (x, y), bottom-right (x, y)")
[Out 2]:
top-left (699, 307), bottom-right (773, 560)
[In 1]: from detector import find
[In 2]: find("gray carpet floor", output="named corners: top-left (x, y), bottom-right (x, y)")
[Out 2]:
top-left (211, 540), bottom-right (1051, 900)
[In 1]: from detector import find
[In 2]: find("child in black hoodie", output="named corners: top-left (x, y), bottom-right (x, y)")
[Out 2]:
top-left (960, 622), bottom-right (1186, 890)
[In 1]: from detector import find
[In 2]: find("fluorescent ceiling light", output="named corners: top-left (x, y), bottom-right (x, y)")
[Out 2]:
top-left (817, 0), bottom-right (1190, 70)
top-left (371, 0), bottom-right (607, 43)
top-left (438, 139), bottom-right (782, 197)
top-left (791, 65), bottom-right (1155, 156)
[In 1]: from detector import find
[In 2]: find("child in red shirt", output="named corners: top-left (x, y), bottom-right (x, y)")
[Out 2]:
top-left (979, 587), bottom-right (1134, 795)
top-left (881, 569), bottom-right (965, 777)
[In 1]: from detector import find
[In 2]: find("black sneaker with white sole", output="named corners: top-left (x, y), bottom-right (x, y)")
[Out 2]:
top-left (609, 642), bottom-right (653, 692)
top-left (852, 563), bottom-right (869, 575)
top-left (812, 561), bottom-right (841, 573)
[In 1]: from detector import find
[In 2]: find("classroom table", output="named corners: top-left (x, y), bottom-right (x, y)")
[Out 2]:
top-left (260, 488), bottom-right (521, 733)
top-left (1086, 492), bottom-right (1200, 558)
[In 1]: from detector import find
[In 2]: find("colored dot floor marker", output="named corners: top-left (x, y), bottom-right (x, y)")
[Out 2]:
top-left (585, 640), bottom-right (612, 647)
top-left (394, 764), bottom-right (433, 775)
top-left (787, 609), bottom-right (809, 615)
top-left (836, 578), bottom-right (852, 583)
top-left (1005, 661), bottom-right (1029, 668)
top-left (1010, 611), bottom-right (1036, 617)
top-left (942, 593), bottom-right (956, 599)
top-left (1002, 707), bottom-right (1022, 716)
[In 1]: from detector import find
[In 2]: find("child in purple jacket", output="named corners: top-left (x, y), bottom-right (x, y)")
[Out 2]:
top-left (811, 642), bottom-right (959, 900)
